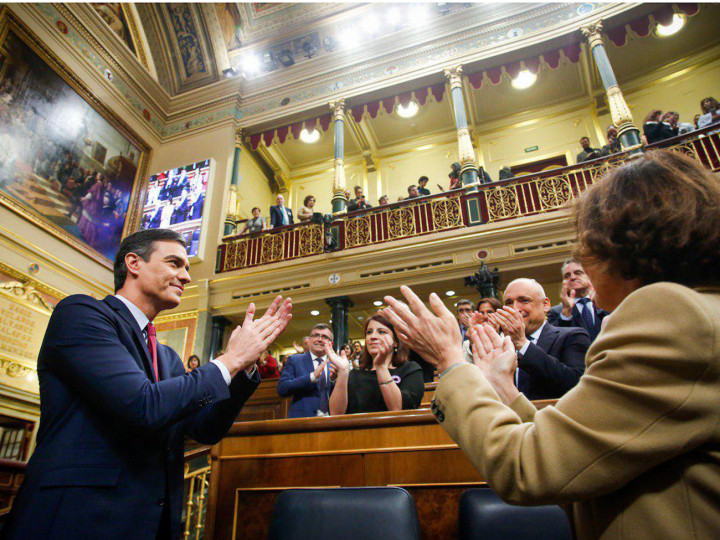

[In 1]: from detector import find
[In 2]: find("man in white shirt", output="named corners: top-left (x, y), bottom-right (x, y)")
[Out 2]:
top-left (277, 324), bottom-right (335, 418)
top-left (270, 194), bottom-right (295, 228)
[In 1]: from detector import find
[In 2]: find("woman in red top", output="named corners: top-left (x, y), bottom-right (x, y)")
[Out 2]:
top-left (257, 349), bottom-right (280, 379)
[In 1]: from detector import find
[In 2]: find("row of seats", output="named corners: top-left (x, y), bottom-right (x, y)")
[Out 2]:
top-left (268, 486), bottom-right (572, 540)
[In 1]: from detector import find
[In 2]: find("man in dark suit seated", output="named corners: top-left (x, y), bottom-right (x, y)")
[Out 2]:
top-left (547, 258), bottom-right (609, 342)
top-left (277, 324), bottom-right (334, 418)
top-left (491, 278), bottom-right (590, 400)
top-left (3, 228), bottom-right (292, 540)
top-left (269, 194), bottom-right (294, 228)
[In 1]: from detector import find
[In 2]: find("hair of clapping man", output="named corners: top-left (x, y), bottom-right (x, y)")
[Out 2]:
top-left (356, 312), bottom-right (409, 371)
top-left (572, 150), bottom-right (720, 288)
top-left (113, 228), bottom-right (186, 292)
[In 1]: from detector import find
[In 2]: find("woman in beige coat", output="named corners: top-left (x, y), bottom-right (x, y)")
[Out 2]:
top-left (383, 150), bottom-right (720, 539)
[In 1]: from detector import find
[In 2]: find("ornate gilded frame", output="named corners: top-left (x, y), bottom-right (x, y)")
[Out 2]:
top-left (0, 8), bottom-right (151, 269)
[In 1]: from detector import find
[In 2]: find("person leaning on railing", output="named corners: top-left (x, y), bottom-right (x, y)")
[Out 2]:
top-left (382, 150), bottom-right (720, 540)
top-left (238, 207), bottom-right (268, 235)
top-left (327, 312), bottom-right (424, 415)
top-left (298, 195), bottom-right (316, 222)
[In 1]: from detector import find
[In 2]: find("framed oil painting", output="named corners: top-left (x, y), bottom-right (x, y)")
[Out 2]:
top-left (0, 13), bottom-right (150, 266)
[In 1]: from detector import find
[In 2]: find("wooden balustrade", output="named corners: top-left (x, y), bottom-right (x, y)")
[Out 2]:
top-left (183, 445), bottom-right (212, 539)
top-left (217, 128), bottom-right (720, 273)
top-left (0, 458), bottom-right (26, 522)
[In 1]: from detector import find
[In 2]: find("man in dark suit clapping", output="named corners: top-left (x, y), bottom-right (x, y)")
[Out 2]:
top-left (547, 258), bottom-right (609, 342)
top-left (490, 278), bottom-right (590, 400)
top-left (3, 229), bottom-right (292, 540)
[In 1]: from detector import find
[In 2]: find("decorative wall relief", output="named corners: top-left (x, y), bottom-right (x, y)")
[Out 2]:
top-left (166, 4), bottom-right (209, 83)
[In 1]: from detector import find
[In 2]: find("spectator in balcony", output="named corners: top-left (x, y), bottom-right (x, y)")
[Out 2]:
top-left (378, 195), bottom-right (389, 206)
top-left (601, 126), bottom-right (621, 156)
top-left (388, 150), bottom-right (720, 540)
top-left (479, 167), bottom-right (493, 185)
top-left (347, 186), bottom-right (372, 211)
top-left (418, 176), bottom-right (431, 196)
top-left (498, 166), bottom-right (515, 180)
top-left (258, 349), bottom-right (280, 379)
top-left (576, 136), bottom-right (602, 163)
top-left (456, 299), bottom-right (474, 342)
top-left (694, 114), bottom-right (701, 130)
top-left (698, 96), bottom-right (720, 128)
top-left (406, 184), bottom-right (420, 200)
top-left (298, 195), bottom-right (316, 222)
top-left (643, 109), bottom-right (677, 144)
top-left (327, 313), bottom-right (424, 415)
top-left (672, 112), bottom-right (695, 135)
top-left (238, 207), bottom-right (267, 235)
top-left (270, 194), bottom-right (294, 228)
top-left (186, 354), bottom-right (200, 372)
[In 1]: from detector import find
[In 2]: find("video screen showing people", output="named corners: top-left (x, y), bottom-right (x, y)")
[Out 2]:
top-left (140, 159), bottom-right (210, 257)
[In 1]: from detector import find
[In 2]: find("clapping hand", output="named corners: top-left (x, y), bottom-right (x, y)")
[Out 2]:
top-left (324, 342), bottom-right (350, 375)
top-left (220, 295), bottom-right (292, 377)
top-left (490, 307), bottom-right (526, 350)
top-left (560, 281), bottom-right (577, 317)
top-left (467, 323), bottom-right (519, 404)
top-left (371, 334), bottom-right (395, 371)
top-left (382, 286), bottom-right (464, 373)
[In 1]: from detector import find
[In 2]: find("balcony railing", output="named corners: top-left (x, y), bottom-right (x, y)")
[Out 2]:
top-left (217, 127), bottom-right (720, 273)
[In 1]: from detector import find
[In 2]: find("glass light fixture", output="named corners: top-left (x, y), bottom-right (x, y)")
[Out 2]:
top-left (445, 290), bottom-right (455, 297)
top-left (299, 128), bottom-right (321, 144)
top-left (511, 69), bottom-right (537, 90)
top-left (373, 300), bottom-right (383, 306)
top-left (396, 100), bottom-right (420, 118)
top-left (654, 14), bottom-right (686, 37)
top-left (310, 310), bottom-right (320, 316)
top-left (241, 55), bottom-right (260, 74)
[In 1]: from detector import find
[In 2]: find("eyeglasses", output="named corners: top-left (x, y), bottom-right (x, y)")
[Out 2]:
top-left (310, 333), bottom-right (332, 341)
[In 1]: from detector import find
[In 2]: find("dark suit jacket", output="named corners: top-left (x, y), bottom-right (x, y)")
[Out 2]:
top-left (269, 205), bottom-right (294, 228)
top-left (517, 322), bottom-right (590, 400)
top-left (547, 301), bottom-right (608, 341)
top-left (3, 295), bottom-right (258, 540)
top-left (276, 352), bottom-right (332, 418)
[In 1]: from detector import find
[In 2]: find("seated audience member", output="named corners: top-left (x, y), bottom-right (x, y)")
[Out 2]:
top-left (347, 186), bottom-right (372, 211)
top-left (463, 297), bottom-right (502, 361)
top-left (378, 195), bottom-right (389, 206)
top-left (327, 313), bottom-right (424, 414)
top-left (269, 194), bottom-right (294, 228)
top-left (186, 354), bottom-right (200, 371)
top-left (456, 299), bottom-right (474, 342)
top-left (698, 96), bottom-right (720, 128)
top-left (417, 176), bottom-right (431, 196)
top-left (548, 258), bottom-right (609, 341)
top-left (601, 126), bottom-right (621, 156)
top-left (487, 278), bottom-right (590, 399)
top-left (498, 166), bottom-right (514, 180)
top-left (352, 341), bottom-right (363, 359)
top-left (238, 207), bottom-right (267, 235)
top-left (342, 343), bottom-right (358, 370)
top-left (277, 325), bottom-right (334, 418)
top-left (383, 149), bottom-right (720, 540)
top-left (258, 349), bottom-right (280, 379)
top-left (406, 184), bottom-right (420, 200)
top-left (643, 109), bottom-right (677, 143)
top-left (576, 136), bottom-right (602, 163)
top-left (298, 195), bottom-right (316, 222)
top-left (479, 167), bottom-right (493, 184)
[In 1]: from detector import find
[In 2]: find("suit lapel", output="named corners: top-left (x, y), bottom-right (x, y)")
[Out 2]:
top-left (157, 345), bottom-right (172, 381)
top-left (104, 296), bottom-right (155, 381)
top-left (303, 352), bottom-right (314, 377)
top-left (536, 323), bottom-right (559, 353)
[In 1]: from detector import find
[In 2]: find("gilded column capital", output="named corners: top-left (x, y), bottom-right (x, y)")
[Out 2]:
top-left (329, 99), bottom-right (346, 121)
top-left (581, 20), bottom-right (605, 50)
top-left (234, 128), bottom-right (244, 146)
top-left (443, 65), bottom-right (464, 90)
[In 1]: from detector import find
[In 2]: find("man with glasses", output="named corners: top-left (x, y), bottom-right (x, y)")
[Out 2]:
top-left (455, 299), bottom-right (474, 342)
top-left (277, 324), bottom-right (334, 418)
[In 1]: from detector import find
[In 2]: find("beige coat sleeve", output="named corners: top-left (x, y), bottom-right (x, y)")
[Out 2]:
top-left (433, 282), bottom-right (720, 505)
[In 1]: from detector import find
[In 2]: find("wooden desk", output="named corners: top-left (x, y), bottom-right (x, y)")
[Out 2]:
top-left (235, 379), bottom-right (289, 422)
top-left (207, 401), bottom-right (555, 539)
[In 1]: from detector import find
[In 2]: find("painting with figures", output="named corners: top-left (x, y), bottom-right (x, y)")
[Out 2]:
top-left (0, 28), bottom-right (142, 260)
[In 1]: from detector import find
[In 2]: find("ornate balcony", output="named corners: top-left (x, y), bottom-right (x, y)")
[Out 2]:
top-left (217, 127), bottom-right (720, 274)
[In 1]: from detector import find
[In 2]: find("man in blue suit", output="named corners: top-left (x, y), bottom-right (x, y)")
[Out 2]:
top-left (3, 228), bottom-right (292, 540)
top-left (277, 324), bottom-right (334, 418)
top-left (269, 194), bottom-right (294, 228)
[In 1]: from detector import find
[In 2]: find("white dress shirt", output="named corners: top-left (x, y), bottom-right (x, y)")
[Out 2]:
top-left (518, 321), bottom-right (546, 356)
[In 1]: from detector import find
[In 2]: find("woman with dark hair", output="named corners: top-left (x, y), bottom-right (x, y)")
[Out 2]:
top-left (186, 354), bottom-right (200, 371)
top-left (698, 96), bottom-right (720, 128)
top-left (238, 207), bottom-right (267, 235)
top-left (327, 313), bottom-right (424, 415)
top-left (463, 297), bottom-right (503, 362)
top-left (298, 195), bottom-right (316, 221)
top-left (643, 108), bottom-right (676, 143)
top-left (383, 150), bottom-right (720, 539)
top-left (257, 349), bottom-right (280, 379)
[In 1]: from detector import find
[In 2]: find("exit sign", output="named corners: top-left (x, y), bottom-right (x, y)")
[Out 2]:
top-left (525, 145), bottom-right (539, 153)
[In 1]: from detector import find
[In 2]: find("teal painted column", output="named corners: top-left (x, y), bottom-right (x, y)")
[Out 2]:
top-left (582, 22), bottom-right (643, 155)
top-left (224, 129), bottom-right (243, 236)
top-left (444, 65), bottom-right (479, 191)
top-left (330, 99), bottom-right (348, 213)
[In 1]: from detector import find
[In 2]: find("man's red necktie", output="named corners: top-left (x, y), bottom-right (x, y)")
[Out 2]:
top-left (146, 322), bottom-right (160, 382)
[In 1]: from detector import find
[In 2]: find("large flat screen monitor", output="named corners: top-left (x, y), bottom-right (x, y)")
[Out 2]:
top-left (140, 158), bottom-right (213, 258)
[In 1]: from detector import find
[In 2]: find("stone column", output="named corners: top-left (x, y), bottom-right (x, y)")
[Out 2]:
top-left (582, 22), bottom-right (643, 155)
top-left (444, 65), bottom-right (480, 191)
top-left (326, 296), bottom-right (353, 351)
top-left (208, 315), bottom-right (230, 360)
top-left (224, 129), bottom-right (244, 236)
top-left (330, 99), bottom-right (348, 213)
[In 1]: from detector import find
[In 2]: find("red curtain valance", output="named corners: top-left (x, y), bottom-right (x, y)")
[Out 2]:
top-left (249, 113), bottom-right (333, 150)
top-left (606, 3), bottom-right (699, 47)
top-left (467, 42), bottom-right (581, 89)
top-left (350, 83), bottom-right (446, 123)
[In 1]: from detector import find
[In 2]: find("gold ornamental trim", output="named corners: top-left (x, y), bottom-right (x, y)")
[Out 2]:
top-left (155, 310), bottom-right (200, 325)
top-left (606, 85), bottom-right (634, 127)
top-left (457, 127), bottom-right (477, 165)
top-left (0, 261), bottom-right (66, 302)
top-left (443, 65), bottom-right (464, 90)
top-left (0, 281), bottom-right (55, 313)
top-left (581, 20), bottom-right (604, 50)
top-left (329, 98), bottom-right (346, 121)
